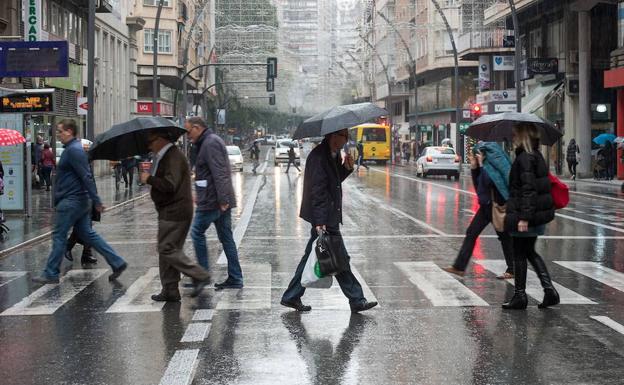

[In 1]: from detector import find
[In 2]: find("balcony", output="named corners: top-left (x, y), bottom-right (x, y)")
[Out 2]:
top-left (484, 1), bottom-right (509, 24)
top-left (457, 28), bottom-right (515, 61)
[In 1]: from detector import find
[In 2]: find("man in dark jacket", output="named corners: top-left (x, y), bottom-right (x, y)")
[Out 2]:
top-left (355, 140), bottom-right (368, 171)
top-left (566, 138), bottom-right (579, 180)
top-left (286, 145), bottom-right (300, 173)
top-left (186, 117), bottom-right (243, 290)
top-left (281, 129), bottom-right (378, 313)
top-left (33, 119), bottom-right (127, 284)
top-left (140, 129), bottom-right (210, 301)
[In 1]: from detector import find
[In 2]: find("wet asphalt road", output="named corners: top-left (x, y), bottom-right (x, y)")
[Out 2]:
top-left (1, 145), bottom-right (624, 385)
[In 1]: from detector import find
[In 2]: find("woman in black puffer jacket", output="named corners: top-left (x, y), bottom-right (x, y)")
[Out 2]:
top-left (502, 123), bottom-right (559, 310)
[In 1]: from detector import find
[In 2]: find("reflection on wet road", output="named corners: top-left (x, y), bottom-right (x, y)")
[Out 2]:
top-left (1, 148), bottom-right (623, 384)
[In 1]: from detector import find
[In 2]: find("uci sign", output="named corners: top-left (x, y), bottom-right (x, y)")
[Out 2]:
top-left (23, 0), bottom-right (42, 42)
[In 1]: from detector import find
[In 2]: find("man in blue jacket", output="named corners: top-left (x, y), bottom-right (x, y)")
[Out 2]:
top-left (33, 119), bottom-right (127, 284)
top-left (281, 129), bottom-right (377, 313)
top-left (186, 117), bottom-right (243, 290)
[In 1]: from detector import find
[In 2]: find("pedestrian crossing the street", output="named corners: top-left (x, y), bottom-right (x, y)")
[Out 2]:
top-left (3, 261), bottom-right (624, 315)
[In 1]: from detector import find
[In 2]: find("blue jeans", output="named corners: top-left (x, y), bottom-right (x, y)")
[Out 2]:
top-left (282, 226), bottom-right (366, 305)
top-left (191, 208), bottom-right (243, 283)
top-left (43, 197), bottom-right (126, 279)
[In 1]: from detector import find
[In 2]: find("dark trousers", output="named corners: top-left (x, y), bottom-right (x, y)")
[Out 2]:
top-left (286, 159), bottom-right (300, 172)
top-left (511, 236), bottom-right (554, 293)
top-left (356, 155), bottom-right (368, 170)
top-left (41, 166), bottom-right (53, 188)
top-left (567, 160), bottom-right (577, 177)
top-left (122, 167), bottom-right (134, 186)
top-left (282, 226), bottom-right (366, 305)
top-left (158, 219), bottom-right (210, 296)
top-left (453, 205), bottom-right (514, 273)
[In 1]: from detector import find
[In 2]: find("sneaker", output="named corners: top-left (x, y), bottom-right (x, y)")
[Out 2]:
top-left (108, 263), bottom-right (127, 281)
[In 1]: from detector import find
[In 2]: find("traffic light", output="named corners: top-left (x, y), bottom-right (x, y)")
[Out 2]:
top-left (269, 94), bottom-right (276, 105)
top-left (470, 103), bottom-right (482, 120)
top-left (267, 57), bottom-right (278, 79)
top-left (266, 77), bottom-right (274, 92)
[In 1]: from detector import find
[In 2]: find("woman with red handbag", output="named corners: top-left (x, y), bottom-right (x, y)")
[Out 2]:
top-left (502, 123), bottom-right (559, 310)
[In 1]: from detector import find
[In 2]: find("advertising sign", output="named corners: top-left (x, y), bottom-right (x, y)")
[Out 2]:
top-left (478, 56), bottom-right (490, 92)
top-left (0, 114), bottom-right (24, 211)
top-left (0, 92), bottom-right (54, 113)
top-left (494, 103), bottom-right (517, 113)
top-left (77, 97), bottom-right (88, 115)
top-left (493, 56), bottom-right (515, 71)
top-left (527, 58), bottom-right (559, 77)
top-left (23, 0), bottom-right (42, 41)
top-left (136, 102), bottom-right (174, 116)
top-left (0, 41), bottom-right (69, 78)
top-left (216, 109), bottom-right (226, 125)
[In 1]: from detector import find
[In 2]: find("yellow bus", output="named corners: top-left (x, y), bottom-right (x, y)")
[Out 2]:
top-left (348, 123), bottom-right (391, 164)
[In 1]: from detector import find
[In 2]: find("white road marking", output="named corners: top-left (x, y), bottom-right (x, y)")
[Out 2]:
top-left (106, 268), bottom-right (164, 313)
top-left (0, 271), bottom-right (27, 288)
top-left (373, 167), bottom-right (624, 234)
top-left (591, 316), bottom-right (624, 335)
top-left (395, 261), bottom-right (489, 307)
top-left (568, 190), bottom-right (624, 203)
top-left (240, 234), bottom-right (624, 240)
top-left (555, 261), bottom-right (624, 292)
top-left (180, 322), bottom-right (211, 343)
top-left (191, 309), bottom-right (214, 321)
top-left (216, 263), bottom-right (271, 310)
top-left (561, 207), bottom-right (586, 214)
top-left (475, 260), bottom-right (596, 305)
top-left (348, 186), bottom-right (447, 236)
top-left (158, 349), bottom-right (199, 385)
top-left (1, 269), bottom-right (107, 316)
top-left (217, 154), bottom-right (269, 265)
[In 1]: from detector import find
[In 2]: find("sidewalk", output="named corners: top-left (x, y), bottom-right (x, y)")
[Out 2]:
top-left (0, 174), bottom-right (150, 256)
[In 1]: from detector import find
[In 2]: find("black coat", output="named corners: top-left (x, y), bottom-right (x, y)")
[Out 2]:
top-left (504, 147), bottom-right (555, 231)
top-left (300, 140), bottom-right (352, 227)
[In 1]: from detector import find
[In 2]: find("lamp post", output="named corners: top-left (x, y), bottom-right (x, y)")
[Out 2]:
top-left (509, 0), bottom-right (521, 112)
top-left (152, 0), bottom-right (164, 116)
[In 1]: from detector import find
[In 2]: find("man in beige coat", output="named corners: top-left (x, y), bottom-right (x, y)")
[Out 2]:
top-left (140, 129), bottom-right (210, 301)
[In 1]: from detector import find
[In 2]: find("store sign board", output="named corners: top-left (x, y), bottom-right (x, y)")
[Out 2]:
top-left (478, 56), bottom-right (491, 92)
top-left (494, 103), bottom-right (517, 113)
top-left (493, 56), bottom-right (515, 71)
top-left (23, 0), bottom-right (42, 41)
top-left (527, 58), bottom-right (559, 77)
top-left (0, 113), bottom-right (25, 211)
top-left (0, 92), bottom-right (54, 113)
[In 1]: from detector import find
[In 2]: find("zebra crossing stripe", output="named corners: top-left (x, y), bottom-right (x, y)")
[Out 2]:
top-left (180, 322), bottom-right (211, 343)
top-left (395, 261), bottom-right (489, 307)
top-left (555, 261), bottom-right (624, 293)
top-left (1, 269), bottom-right (107, 316)
top-left (158, 349), bottom-right (200, 385)
top-left (591, 316), bottom-right (624, 335)
top-left (106, 268), bottom-right (164, 313)
top-left (475, 260), bottom-right (597, 305)
top-left (0, 271), bottom-right (27, 288)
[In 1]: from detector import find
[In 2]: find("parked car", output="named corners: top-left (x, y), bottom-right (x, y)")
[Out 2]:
top-left (264, 135), bottom-right (277, 145)
top-left (226, 145), bottom-right (244, 172)
top-left (416, 146), bottom-right (461, 179)
top-left (274, 139), bottom-right (300, 166)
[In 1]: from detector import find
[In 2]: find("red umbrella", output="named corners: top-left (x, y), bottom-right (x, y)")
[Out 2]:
top-left (0, 128), bottom-right (26, 146)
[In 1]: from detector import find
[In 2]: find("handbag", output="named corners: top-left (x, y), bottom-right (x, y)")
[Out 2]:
top-left (548, 173), bottom-right (569, 209)
top-left (315, 230), bottom-right (349, 276)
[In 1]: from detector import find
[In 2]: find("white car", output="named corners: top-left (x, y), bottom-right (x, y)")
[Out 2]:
top-left (416, 146), bottom-right (461, 179)
top-left (226, 146), bottom-right (244, 172)
top-left (264, 135), bottom-right (277, 145)
top-left (274, 139), bottom-right (301, 166)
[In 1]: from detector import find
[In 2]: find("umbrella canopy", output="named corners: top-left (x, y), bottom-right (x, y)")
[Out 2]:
top-left (89, 117), bottom-right (186, 160)
top-left (0, 128), bottom-right (26, 146)
top-left (592, 133), bottom-right (616, 146)
top-left (466, 112), bottom-right (562, 145)
top-left (292, 102), bottom-right (388, 140)
top-left (614, 136), bottom-right (623, 144)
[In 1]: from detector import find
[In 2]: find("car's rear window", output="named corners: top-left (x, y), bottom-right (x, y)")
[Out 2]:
top-left (227, 147), bottom-right (241, 155)
top-left (429, 147), bottom-right (455, 155)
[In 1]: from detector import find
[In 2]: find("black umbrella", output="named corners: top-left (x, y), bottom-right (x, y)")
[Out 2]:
top-left (89, 117), bottom-right (186, 160)
top-left (292, 102), bottom-right (388, 140)
top-left (466, 112), bottom-right (562, 145)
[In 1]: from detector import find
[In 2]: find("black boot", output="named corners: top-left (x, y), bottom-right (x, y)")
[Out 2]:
top-left (530, 254), bottom-right (560, 308)
top-left (502, 291), bottom-right (528, 310)
top-left (503, 251), bottom-right (528, 310)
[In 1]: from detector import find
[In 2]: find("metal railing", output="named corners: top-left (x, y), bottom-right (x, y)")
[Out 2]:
top-left (457, 28), bottom-right (514, 54)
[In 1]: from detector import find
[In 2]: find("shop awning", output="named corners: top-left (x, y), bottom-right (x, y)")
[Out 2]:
top-left (521, 82), bottom-right (563, 117)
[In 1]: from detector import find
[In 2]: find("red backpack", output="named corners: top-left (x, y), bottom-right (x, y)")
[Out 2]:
top-left (548, 173), bottom-right (569, 209)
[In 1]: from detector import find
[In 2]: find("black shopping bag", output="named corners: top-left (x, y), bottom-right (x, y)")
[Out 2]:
top-left (315, 230), bottom-right (349, 276)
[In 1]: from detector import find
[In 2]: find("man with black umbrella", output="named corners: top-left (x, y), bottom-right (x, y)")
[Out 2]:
top-left (281, 128), bottom-right (378, 313)
top-left (140, 129), bottom-right (210, 301)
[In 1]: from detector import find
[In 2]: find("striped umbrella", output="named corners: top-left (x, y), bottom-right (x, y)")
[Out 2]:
top-left (0, 128), bottom-right (26, 146)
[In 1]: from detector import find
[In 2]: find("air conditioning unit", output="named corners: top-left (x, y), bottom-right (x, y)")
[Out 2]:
top-left (569, 50), bottom-right (579, 64)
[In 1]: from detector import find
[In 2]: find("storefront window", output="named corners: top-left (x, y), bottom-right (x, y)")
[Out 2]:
top-left (619, 2), bottom-right (624, 47)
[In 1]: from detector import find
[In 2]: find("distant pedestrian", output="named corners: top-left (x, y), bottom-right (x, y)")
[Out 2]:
top-left (34, 136), bottom-right (43, 189)
top-left (32, 119), bottom-right (128, 284)
top-left (356, 140), bottom-right (368, 171)
top-left (121, 157), bottom-right (137, 188)
top-left (185, 117), bottom-right (243, 290)
top-left (403, 142), bottom-right (411, 163)
top-left (604, 141), bottom-right (615, 180)
top-left (140, 128), bottom-right (210, 301)
top-left (566, 138), bottom-right (580, 180)
top-left (286, 146), bottom-right (300, 173)
top-left (502, 123), bottom-right (558, 310)
top-left (281, 129), bottom-right (378, 313)
top-left (249, 141), bottom-right (260, 174)
top-left (444, 143), bottom-right (514, 279)
top-left (40, 143), bottom-right (55, 191)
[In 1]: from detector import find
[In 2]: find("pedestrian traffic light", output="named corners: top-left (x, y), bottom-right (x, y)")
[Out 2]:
top-left (269, 94), bottom-right (276, 105)
top-left (266, 77), bottom-right (274, 92)
top-left (267, 57), bottom-right (278, 79)
top-left (471, 104), bottom-right (482, 120)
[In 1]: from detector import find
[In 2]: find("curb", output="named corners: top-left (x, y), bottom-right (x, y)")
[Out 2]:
top-left (0, 193), bottom-right (150, 258)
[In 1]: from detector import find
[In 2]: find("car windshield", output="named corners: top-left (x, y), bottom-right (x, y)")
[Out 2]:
top-left (227, 147), bottom-right (241, 155)
top-left (277, 140), bottom-right (294, 148)
top-left (361, 128), bottom-right (386, 142)
top-left (429, 147), bottom-right (455, 155)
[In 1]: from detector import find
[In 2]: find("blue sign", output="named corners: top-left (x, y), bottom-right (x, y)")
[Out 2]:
top-left (0, 41), bottom-right (69, 78)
